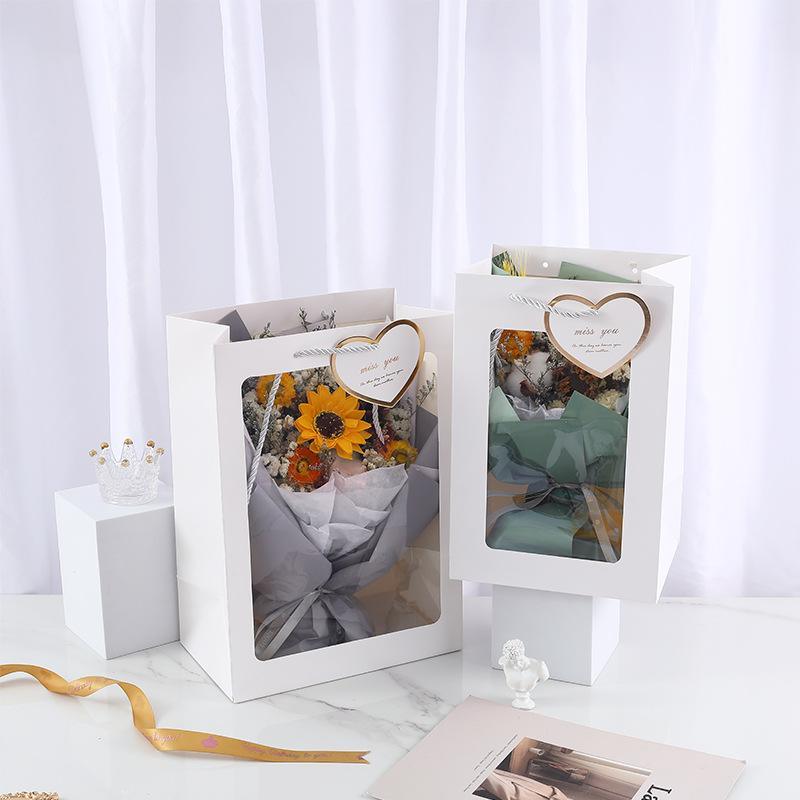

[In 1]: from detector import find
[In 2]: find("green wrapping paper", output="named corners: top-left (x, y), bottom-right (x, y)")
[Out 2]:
top-left (557, 260), bottom-right (637, 283)
top-left (486, 388), bottom-right (627, 561)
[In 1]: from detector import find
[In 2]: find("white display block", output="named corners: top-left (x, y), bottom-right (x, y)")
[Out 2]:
top-left (54, 483), bottom-right (179, 659)
top-left (491, 585), bottom-right (620, 685)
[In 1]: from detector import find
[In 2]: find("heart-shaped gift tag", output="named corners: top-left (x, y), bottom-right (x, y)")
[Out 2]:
top-left (331, 319), bottom-right (425, 407)
top-left (543, 292), bottom-right (651, 378)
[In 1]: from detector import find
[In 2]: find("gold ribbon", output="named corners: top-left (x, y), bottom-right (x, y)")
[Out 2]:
top-left (0, 664), bottom-right (368, 764)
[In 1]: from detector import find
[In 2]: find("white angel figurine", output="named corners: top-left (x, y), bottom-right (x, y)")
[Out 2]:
top-left (498, 639), bottom-right (550, 710)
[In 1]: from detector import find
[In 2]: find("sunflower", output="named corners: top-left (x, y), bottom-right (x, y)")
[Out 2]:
top-left (383, 438), bottom-right (418, 465)
top-left (287, 445), bottom-right (323, 487)
top-left (256, 373), bottom-right (296, 408)
top-left (295, 385), bottom-right (371, 459)
top-left (498, 329), bottom-right (534, 360)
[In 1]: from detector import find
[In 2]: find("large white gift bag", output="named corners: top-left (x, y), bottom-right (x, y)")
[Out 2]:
top-left (166, 288), bottom-right (461, 701)
top-left (449, 246), bottom-right (690, 601)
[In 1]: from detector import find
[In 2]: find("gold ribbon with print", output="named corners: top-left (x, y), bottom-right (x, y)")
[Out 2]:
top-left (0, 664), bottom-right (368, 764)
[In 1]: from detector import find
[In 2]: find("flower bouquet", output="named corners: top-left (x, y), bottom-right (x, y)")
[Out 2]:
top-left (487, 327), bottom-right (629, 563)
top-left (240, 309), bottom-right (440, 660)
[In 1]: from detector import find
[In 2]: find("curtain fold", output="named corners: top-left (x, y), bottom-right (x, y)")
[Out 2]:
top-left (73, 0), bottom-right (168, 451)
top-left (666, 0), bottom-right (800, 595)
top-left (219, 0), bottom-right (282, 303)
top-left (1, 0), bottom-right (798, 595)
top-left (313, 1), bottom-right (439, 300)
top-left (314, 0), bottom-right (360, 292)
top-left (0, 0), bottom-right (109, 592)
top-left (538, 0), bottom-right (589, 246)
top-left (430, 0), bottom-right (468, 309)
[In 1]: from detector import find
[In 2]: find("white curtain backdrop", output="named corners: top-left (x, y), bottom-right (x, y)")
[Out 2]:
top-left (1, 0), bottom-right (798, 595)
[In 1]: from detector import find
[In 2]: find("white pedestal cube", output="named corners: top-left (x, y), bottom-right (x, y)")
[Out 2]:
top-left (55, 483), bottom-right (179, 659)
top-left (491, 585), bottom-right (620, 685)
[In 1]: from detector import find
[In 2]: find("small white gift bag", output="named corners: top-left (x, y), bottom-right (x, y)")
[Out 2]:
top-left (449, 246), bottom-right (691, 602)
top-left (166, 288), bottom-right (460, 701)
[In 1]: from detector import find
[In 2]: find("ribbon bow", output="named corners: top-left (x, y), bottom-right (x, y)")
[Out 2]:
top-left (255, 588), bottom-right (348, 660)
top-left (514, 479), bottom-right (620, 563)
top-left (487, 476), bottom-right (620, 563)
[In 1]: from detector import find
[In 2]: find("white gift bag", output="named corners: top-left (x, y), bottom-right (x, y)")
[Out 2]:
top-left (166, 288), bottom-right (460, 701)
top-left (449, 246), bottom-right (690, 601)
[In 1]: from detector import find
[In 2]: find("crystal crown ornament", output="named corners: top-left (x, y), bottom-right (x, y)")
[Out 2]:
top-left (89, 438), bottom-right (164, 505)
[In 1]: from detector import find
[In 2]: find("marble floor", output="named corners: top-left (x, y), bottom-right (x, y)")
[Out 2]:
top-left (0, 595), bottom-right (796, 798)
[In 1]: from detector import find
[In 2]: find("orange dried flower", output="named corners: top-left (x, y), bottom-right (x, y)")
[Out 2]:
top-left (498, 330), bottom-right (534, 360)
top-left (287, 445), bottom-right (324, 487)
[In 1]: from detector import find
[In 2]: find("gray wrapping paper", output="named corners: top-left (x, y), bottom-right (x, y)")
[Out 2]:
top-left (248, 406), bottom-right (440, 659)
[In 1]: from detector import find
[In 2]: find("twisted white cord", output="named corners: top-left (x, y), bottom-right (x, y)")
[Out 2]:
top-left (293, 343), bottom-right (378, 358)
top-left (372, 403), bottom-right (385, 445)
top-left (508, 292), bottom-right (599, 319)
top-left (489, 329), bottom-right (502, 395)
top-left (247, 372), bottom-right (283, 502)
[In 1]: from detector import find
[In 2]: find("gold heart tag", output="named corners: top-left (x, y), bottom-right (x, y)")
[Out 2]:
top-left (543, 292), bottom-right (651, 378)
top-left (331, 319), bottom-right (425, 407)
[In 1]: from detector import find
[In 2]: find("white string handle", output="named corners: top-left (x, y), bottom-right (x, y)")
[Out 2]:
top-left (247, 371), bottom-right (283, 501)
top-left (508, 292), bottom-right (599, 319)
top-left (292, 343), bottom-right (379, 358)
top-left (489, 329), bottom-right (502, 394)
top-left (371, 403), bottom-right (385, 445)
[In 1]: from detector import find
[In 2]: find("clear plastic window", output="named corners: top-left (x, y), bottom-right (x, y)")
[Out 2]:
top-left (242, 319), bottom-right (441, 660)
top-left (487, 328), bottom-right (629, 563)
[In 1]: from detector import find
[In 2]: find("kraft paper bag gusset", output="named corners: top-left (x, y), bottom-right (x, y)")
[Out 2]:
top-left (486, 388), bottom-right (627, 563)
